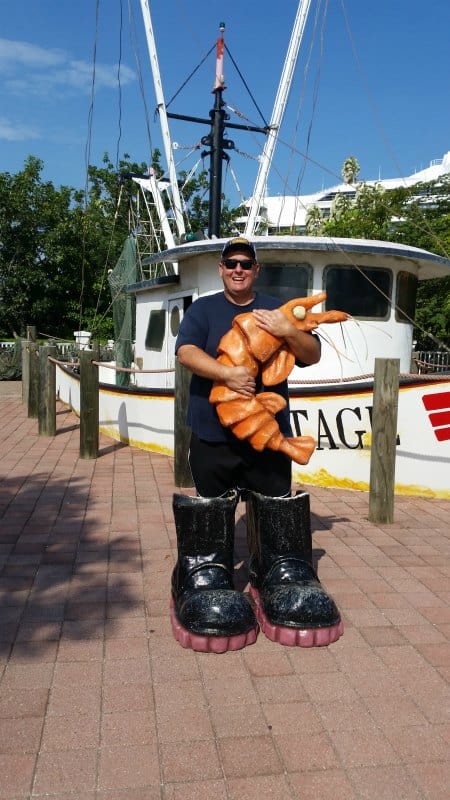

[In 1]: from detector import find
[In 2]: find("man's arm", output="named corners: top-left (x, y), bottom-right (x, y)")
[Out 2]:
top-left (251, 309), bottom-right (320, 365)
top-left (177, 344), bottom-right (256, 397)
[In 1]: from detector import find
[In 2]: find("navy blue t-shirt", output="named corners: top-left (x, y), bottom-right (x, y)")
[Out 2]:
top-left (176, 291), bottom-right (303, 442)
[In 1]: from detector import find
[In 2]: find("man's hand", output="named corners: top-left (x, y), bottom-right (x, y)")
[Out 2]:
top-left (252, 308), bottom-right (296, 338)
top-left (223, 365), bottom-right (256, 397)
top-left (252, 308), bottom-right (320, 365)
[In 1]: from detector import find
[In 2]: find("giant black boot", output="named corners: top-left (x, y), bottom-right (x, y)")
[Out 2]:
top-left (246, 490), bottom-right (343, 647)
top-left (171, 491), bottom-right (258, 653)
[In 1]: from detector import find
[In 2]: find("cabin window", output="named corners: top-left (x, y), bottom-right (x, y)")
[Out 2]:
top-left (395, 271), bottom-right (418, 323)
top-left (170, 305), bottom-right (181, 337)
top-left (145, 309), bottom-right (166, 351)
top-left (256, 264), bottom-right (312, 303)
top-left (324, 265), bottom-right (392, 319)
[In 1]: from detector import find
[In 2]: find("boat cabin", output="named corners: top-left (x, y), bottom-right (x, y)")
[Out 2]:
top-left (128, 236), bottom-right (450, 390)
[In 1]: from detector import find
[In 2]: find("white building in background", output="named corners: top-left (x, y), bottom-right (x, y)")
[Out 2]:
top-left (247, 151), bottom-right (450, 234)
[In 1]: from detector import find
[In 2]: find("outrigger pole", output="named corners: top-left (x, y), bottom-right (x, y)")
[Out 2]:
top-left (244, 0), bottom-right (312, 236)
top-left (139, 0), bottom-right (185, 242)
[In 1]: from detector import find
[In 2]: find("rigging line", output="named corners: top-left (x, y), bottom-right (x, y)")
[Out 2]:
top-left (228, 164), bottom-right (246, 206)
top-left (268, 144), bottom-right (449, 258)
top-left (92, 184), bottom-right (124, 326)
top-left (127, 0), bottom-right (154, 157)
top-left (339, 0), bottom-right (406, 185)
top-left (114, 0), bottom-right (124, 172)
top-left (173, 0), bottom-right (208, 50)
top-left (92, 0), bottom-right (126, 336)
top-left (180, 158), bottom-right (203, 190)
top-left (81, 0), bottom-right (101, 334)
top-left (165, 44), bottom-right (216, 109)
top-left (293, 0), bottom-right (327, 198)
top-left (289, 0), bottom-right (326, 190)
top-left (224, 44), bottom-right (269, 128)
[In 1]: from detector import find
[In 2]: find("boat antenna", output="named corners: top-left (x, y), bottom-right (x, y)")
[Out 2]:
top-left (139, 0), bottom-right (185, 241)
top-left (244, 0), bottom-right (313, 236)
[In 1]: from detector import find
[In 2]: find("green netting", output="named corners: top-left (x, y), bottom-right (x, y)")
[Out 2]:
top-left (108, 236), bottom-right (137, 388)
top-left (0, 338), bottom-right (22, 380)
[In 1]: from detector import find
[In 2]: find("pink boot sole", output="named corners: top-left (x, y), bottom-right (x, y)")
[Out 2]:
top-left (250, 587), bottom-right (344, 647)
top-left (170, 597), bottom-right (258, 653)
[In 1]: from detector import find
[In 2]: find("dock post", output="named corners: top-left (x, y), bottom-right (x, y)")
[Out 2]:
top-left (368, 358), bottom-right (400, 524)
top-left (27, 342), bottom-right (40, 419)
top-left (38, 345), bottom-right (57, 436)
top-left (22, 325), bottom-right (37, 406)
top-left (174, 358), bottom-right (194, 487)
top-left (79, 349), bottom-right (99, 459)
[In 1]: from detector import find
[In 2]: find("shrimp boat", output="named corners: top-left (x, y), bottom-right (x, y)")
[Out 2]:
top-left (56, 0), bottom-right (450, 498)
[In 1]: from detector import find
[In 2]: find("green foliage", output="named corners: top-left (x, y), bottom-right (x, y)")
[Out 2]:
top-left (341, 156), bottom-right (360, 185)
top-left (0, 156), bottom-right (85, 338)
top-left (178, 166), bottom-right (242, 236)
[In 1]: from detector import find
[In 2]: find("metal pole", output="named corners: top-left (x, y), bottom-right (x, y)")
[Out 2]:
top-left (139, 0), bottom-right (185, 239)
top-left (208, 90), bottom-right (226, 237)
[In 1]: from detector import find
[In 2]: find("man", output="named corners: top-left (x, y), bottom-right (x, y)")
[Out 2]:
top-left (175, 236), bottom-right (320, 498)
top-left (170, 237), bottom-right (342, 653)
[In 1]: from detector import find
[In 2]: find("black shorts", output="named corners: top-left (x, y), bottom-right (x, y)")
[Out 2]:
top-left (189, 433), bottom-right (292, 498)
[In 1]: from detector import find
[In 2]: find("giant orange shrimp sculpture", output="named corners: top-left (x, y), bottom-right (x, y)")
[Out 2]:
top-left (209, 292), bottom-right (349, 465)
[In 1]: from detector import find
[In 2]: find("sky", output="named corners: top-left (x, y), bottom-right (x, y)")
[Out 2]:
top-left (1, 0), bottom-right (449, 208)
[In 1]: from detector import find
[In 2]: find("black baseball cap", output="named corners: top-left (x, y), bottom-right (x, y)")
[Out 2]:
top-left (221, 236), bottom-right (257, 260)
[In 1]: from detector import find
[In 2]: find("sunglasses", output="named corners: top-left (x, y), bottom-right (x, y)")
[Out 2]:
top-left (222, 258), bottom-right (256, 270)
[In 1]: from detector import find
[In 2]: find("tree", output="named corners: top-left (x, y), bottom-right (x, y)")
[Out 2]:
top-left (305, 204), bottom-right (323, 235)
top-left (341, 155), bottom-right (360, 185)
top-left (0, 156), bottom-right (85, 338)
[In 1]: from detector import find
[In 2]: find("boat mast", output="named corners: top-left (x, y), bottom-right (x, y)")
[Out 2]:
top-left (244, 0), bottom-right (313, 237)
top-left (206, 23), bottom-right (228, 238)
top-left (139, 0), bottom-right (185, 241)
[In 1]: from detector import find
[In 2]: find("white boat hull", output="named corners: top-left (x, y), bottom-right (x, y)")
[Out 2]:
top-left (56, 364), bottom-right (450, 499)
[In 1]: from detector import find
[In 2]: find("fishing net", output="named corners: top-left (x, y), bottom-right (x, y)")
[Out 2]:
top-left (0, 339), bottom-right (22, 380)
top-left (108, 235), bottom-right (137, 388)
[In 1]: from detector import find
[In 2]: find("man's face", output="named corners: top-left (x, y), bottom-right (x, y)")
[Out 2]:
top-left (219, 250), bottom-right (260, 299)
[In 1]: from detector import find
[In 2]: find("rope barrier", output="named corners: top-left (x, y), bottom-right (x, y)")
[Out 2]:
top-left (290, 372), bottom-right (449, 385)
top-left (49, 356), bottom-right (449, 384)
top-left (91, 361), bottom-right (174, 374)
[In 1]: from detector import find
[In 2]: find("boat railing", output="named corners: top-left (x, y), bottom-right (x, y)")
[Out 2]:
top-left (412, 350), bottom-right (450, 374)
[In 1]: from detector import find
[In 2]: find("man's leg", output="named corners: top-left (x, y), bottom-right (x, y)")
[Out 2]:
top-left (239, 446), bottom-right (292, 498)
top-left (188, 433), bottom-right (241, 497)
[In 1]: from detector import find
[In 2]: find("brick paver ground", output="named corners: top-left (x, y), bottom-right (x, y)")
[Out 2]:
top-left (0, 384), bottom-right (449, 799)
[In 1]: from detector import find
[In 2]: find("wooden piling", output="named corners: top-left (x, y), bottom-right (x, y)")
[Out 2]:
top-left (368, 358), bottom-right (400, 524)
top-left (174, 358), bottom-right (194, 487)
top-left (79, 349), bottom-right (99, 459)
top-left (22, 326), bottom-right (37, 406)
top-left (38, 345), bottom-right (57, 436)
top-left (27, 343), bottom-right (40, 419)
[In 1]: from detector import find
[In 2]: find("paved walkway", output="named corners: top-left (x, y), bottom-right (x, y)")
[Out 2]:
top-left (0, 384), bottom-right (449, 799)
